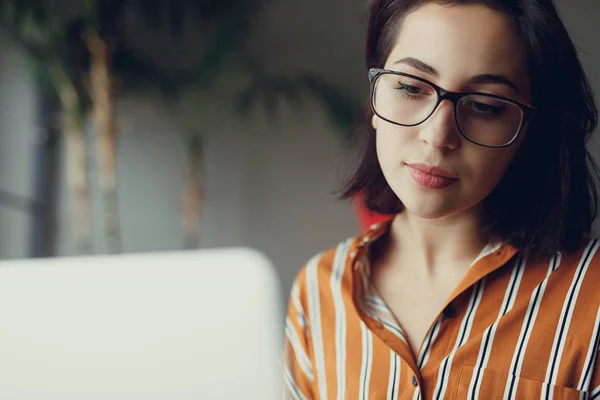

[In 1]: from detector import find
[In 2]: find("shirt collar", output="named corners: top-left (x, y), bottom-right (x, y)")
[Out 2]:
top-left (351, 218), bottom-right (518, 278)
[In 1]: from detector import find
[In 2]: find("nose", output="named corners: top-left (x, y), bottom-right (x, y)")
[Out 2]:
top-left (418, 100), bottom-right (461, 150)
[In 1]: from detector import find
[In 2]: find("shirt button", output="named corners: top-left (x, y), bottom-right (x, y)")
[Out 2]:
top-left (412, 375), bottom-right (419, 387)
top-left (443, 304), bottom-right (456, 318)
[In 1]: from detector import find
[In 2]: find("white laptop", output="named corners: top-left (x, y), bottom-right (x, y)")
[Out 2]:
top-left (0, 248), bottom-right (284, 400)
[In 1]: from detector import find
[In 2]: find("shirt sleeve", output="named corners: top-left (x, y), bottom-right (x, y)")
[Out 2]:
top-left (591, 345), bottom-right (600, 399)
top-left (283, 269), bottom-right (315, 400)
top-left (588, 305), bottom-right (600, 399)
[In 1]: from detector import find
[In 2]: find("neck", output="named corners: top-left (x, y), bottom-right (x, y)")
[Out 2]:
top-left (388, 207), bottom-right (489, 278)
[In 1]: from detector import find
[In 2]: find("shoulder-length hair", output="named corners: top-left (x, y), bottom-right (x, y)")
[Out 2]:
top-left (341, 0), bottom-right (599, 258)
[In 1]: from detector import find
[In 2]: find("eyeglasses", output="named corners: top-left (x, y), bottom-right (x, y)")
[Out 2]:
top-left (368, 68), bottom-right (536, 148)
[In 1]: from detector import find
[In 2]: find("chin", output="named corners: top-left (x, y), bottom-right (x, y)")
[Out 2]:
top-left (399, 189), bottom-right (485, 221)
top-left (403, 203), bottom-right (456, 220)
top-left (394, 185), bottom-right (462, 220)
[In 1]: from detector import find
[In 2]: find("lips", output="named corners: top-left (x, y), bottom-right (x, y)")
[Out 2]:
top-left (405, 163), bottom-right (458, 189)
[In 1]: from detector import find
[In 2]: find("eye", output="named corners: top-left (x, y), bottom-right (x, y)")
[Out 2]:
top-left (399, 83), bottom-right (422, 95)
top-left (394, 81), bottom-right (433, 100)
top-left (462, 98), bottom-right (506, 115)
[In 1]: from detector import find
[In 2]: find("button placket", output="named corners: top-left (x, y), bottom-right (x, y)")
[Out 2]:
top-left (412, 375), bottom-right (419, 387)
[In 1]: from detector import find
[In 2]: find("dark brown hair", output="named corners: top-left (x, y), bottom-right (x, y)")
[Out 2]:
top-left (341, 0), bottom-right (599, 258)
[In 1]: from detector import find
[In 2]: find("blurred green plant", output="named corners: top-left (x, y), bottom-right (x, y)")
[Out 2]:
top-left (0, 0), bottom-right (361, 253)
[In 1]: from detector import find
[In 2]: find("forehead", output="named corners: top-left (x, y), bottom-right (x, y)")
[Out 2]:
top-left (386, 3), bottom-right (530, 95)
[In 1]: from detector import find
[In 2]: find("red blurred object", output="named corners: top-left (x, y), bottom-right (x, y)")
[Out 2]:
top-left (354, 194), bottom-right (393, 231)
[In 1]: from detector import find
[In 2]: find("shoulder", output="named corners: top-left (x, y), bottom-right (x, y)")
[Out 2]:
top-left (292, 236), bottom-right (358, 295)
top-left (580, 237), bottom-right (600, 281)
top-left (554, 237), bottom-right (600, 301)
top-left (291, 221), bottom-right (391, 300)
top-left (561, 237), bottom-right (600, 272)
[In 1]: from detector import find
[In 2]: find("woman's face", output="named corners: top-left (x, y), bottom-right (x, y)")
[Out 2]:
top-left (374, 3), bottom-right (532, 221)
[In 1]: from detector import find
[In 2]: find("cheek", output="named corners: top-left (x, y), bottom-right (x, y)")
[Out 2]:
top-left (465, 151), bottom-right (515, 194)
top-left (375, 127), bottom-right (413, 169)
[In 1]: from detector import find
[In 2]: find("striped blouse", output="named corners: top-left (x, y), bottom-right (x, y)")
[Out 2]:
top-left (283, 222), bottom-right (600, 399)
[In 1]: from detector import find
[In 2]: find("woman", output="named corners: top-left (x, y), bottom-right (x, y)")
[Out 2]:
top-left (284, 0), bottom-right (600, 399)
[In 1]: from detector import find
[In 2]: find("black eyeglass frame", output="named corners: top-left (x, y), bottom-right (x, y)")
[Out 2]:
top-left (368, 68), bottom-right (537, 148)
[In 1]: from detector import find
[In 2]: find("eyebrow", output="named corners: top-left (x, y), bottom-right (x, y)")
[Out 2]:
top-left (394, 57), bottom-right (438, 77)
top-left (393, 57), bottom-right (521, 94)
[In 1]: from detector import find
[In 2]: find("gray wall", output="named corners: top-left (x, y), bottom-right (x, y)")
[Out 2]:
top-left (0, 0), bottom-right (598, 299)
top-left (0, 33), bottom-right (37, 259)
top-left (554, 1), bottom-right (600, 238)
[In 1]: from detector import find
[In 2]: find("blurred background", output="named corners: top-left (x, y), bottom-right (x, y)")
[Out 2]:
top-left (0, 0), bottom-right (598, 300)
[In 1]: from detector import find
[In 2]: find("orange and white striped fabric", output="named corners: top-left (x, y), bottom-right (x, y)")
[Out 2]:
top-left (284, 222), bottom-right (600, 399)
